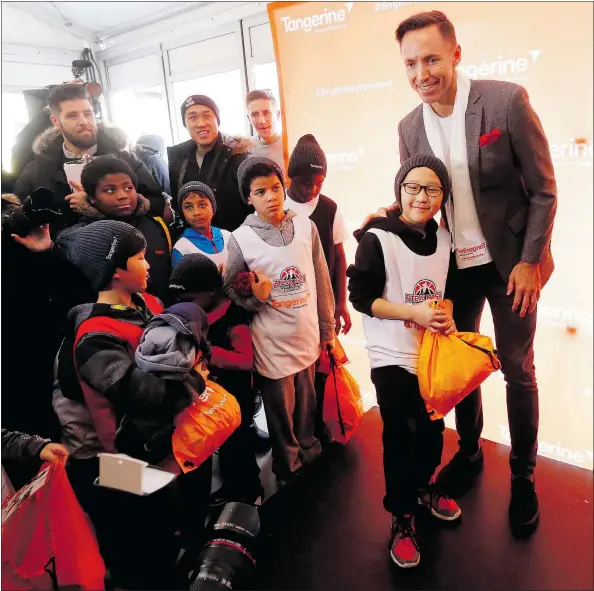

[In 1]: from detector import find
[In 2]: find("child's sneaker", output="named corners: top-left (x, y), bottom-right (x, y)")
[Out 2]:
top-left (388, 514), bottom-right (420, 568)
top-left (417, 485), bottom-right (462, 521)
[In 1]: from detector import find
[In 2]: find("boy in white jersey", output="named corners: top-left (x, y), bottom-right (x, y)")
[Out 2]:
top-left (347, 154), bottom-right (461, 569)
top-left (223, 157), bottom-right (336, 487)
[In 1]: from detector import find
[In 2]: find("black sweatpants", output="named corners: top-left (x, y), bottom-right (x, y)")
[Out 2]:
top-left (371, 365), bottom-right (445, 517)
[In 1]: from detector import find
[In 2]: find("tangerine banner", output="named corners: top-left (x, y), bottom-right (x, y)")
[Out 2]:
top-left (268, 1), bottom-right (593, 470)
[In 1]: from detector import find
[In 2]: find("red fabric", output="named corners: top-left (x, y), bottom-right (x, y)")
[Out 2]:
top-left (2, 462), bottom-right (105, 590)
top-left (73, 293), bottom-right (164, 452)
top-left (233, 272), bottom-right (253, 297)
top-left (479, 128), bottom-right (501, 147)
top-left (210, 325), bottom-right (253, 371)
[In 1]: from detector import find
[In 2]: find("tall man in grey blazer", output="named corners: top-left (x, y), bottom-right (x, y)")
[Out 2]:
top-left (365, 11), bottom-right (556, 537)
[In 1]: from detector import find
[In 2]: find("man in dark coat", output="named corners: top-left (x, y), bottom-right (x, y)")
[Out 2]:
top-left (168, 94), bottom-right (252, 232)
top-left (14, 84), bottom-right (164, 234)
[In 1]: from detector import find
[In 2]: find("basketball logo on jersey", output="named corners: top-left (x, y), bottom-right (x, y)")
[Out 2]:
top-left (271, 266), bottom-right (310, 309)
top-left (274, 266), bottom-right (307, 292)
top-left (405, 279), bottom-right (443, 329)
top-left (405, 279), bottom-right (442, 304)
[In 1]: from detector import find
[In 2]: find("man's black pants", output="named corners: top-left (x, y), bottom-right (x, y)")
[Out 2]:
top-left (445, 259), bottom-right (539, 478)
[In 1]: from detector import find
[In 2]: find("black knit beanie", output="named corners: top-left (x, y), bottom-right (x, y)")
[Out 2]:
top-left (288, 134), bottom-right (327, 178)
top-left (67, 220), bottom-right (146, 291)
top-left (394, 154), bottom-right (451, 208)
top-left (181, 95), bottom-right (221, 126)
top-left (237, 157), bottom-right (285, 204)
top-left (169, 253), bottom-right (222, 294)
top-left (177, 181), bottom-right (217, 214)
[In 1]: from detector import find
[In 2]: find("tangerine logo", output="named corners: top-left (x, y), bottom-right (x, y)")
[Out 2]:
top-left (280, 3), bottom-right (353, 34)
top-left (274, 266), bottom-right (306, 291)
top-left (458, 50), bottom-right (541, 80)
top-left (405, 279), bottom-right (442, 304)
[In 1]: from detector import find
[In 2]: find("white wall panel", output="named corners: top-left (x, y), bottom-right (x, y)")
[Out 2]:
top-left (107, 53), bottom-right (163, 91)
top-left (167, 33), bottom-right (239, 78)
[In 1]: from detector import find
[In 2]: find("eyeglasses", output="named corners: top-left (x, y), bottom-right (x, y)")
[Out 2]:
top-left (401, 183), bottom-right (443, 198)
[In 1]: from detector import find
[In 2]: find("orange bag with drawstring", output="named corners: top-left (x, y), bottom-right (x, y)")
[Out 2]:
top-left (323, 343), bottom-right (364, 444)
top-left (418, 300), bottom-right (502, 416)
top-left (172, 380), bottom-right (241, 473)
top-left (2, 461), bottom-right (106, 590)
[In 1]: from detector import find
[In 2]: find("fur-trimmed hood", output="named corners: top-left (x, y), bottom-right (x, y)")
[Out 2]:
top-left (32, 124), bottom-right (128, 158)
top-left (222, 134), bottom-right (252, 157)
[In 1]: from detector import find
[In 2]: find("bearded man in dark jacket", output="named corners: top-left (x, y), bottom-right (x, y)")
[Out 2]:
top-left (14, 84), bottom-right (165, 235)
top-left (168, 94), bottom-right (252, 232)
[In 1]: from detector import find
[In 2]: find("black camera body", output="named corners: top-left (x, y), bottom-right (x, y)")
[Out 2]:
top-left (1, 187), bottom-right (62, 237)
top-left (191, 502), bottom-right (261, 590)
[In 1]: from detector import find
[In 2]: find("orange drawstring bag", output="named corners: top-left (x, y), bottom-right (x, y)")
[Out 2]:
top-left (323, 344), bottom-right (364, 444)
top-left (172, 380), bottom-right (241, 473)
top-left (418, 300), bottom-right (502, 416)
top-left (2, 461), bottom-right (106, 591)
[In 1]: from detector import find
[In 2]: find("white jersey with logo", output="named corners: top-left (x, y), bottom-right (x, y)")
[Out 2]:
top-left (362, 227), bottom-right (451, 374)
top-left (173, 229), bottom-right (231, 268)
top-left (232, 215), bottom-right (319, 379)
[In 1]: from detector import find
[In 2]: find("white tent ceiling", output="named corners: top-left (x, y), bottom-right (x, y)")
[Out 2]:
top-left (6, 1), bottom-right (212, 42)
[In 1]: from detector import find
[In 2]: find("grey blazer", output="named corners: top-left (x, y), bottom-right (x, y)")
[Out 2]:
top-left (398, 79), bottom-right (556, 285)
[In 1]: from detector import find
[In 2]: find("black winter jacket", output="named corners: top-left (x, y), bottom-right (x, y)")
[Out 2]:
top-left (167, 133), bottom-right (253, 232)
top-left (14, 125), bottom-right (165, 234)
top-left (1, 429), bottom-right (50, 463)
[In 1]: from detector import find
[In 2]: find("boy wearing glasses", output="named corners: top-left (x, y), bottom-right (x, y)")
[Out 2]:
top-left (347, 155), bottom-right (461, 569)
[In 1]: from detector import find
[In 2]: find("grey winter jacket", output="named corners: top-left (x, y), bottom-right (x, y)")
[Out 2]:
top-left (135, 302), bottom-right (211, 379)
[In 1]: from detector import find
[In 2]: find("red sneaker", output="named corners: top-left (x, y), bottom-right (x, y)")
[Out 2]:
top-left (418, 486), bottom-right (462, 521)
top-left (389, 514), bottom-right (420, 568)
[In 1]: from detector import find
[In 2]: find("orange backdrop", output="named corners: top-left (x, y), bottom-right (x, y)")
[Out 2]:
top-left (268, 1), bottom-right (593, 470)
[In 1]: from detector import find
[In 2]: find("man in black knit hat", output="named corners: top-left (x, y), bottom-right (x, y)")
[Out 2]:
top-left (285, 134), bottom-right (351, 443)
top-left (167, 94), bottom-right (253, 232)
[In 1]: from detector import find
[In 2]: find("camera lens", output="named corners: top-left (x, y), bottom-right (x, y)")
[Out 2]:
top-left (191, 502), bottom-right (260, 591)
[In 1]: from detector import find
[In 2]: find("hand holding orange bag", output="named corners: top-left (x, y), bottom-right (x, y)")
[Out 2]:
top-left (418, 300), bottom-right (501, 416)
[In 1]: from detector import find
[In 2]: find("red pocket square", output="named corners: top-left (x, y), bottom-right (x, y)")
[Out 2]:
top-left (480, 129), bottom-right (501, 147)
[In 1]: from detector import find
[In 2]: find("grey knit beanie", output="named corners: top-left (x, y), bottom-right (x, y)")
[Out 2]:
top-left (66, 220), bottom-right (146, 291)
top-left (237, 157), bottom-right (285, 204)
top-left (288, 134), bottom-right (327, 178)
top-left (177, 181), bottom-right (217, 214)
top-left (394, 154), bottom-right (451, 208)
